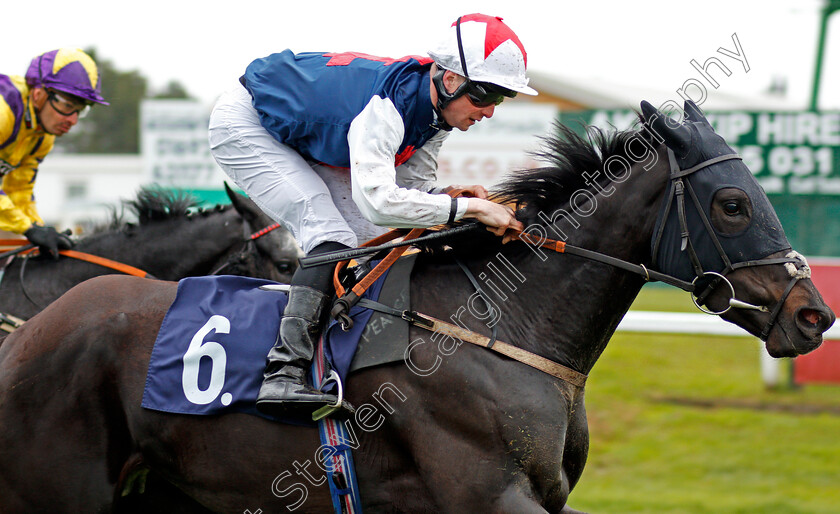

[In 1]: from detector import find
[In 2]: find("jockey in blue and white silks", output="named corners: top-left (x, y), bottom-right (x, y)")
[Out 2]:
top-left (208, 13), bottom-right (536, 417)
top-left (238, 50), bottom-right (452, 241)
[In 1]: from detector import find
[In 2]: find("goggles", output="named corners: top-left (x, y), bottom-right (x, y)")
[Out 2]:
top-left (464, 81), bottom-right (517, 107)
top-left (47, 91), bottom-right (91, 118)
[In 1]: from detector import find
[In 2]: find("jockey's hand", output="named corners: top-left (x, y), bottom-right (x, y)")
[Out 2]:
top-left (24, 224), bottom-right (74, 260)
top-left (443, 184), bottom-right (489, 200)
top-left (464, 198), bottom-right (523, 243)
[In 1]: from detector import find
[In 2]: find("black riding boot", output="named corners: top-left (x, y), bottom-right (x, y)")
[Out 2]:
top-left (256, 285), bottom-right (338, 417)
top-left (255, 241), bottom-right (349, 417)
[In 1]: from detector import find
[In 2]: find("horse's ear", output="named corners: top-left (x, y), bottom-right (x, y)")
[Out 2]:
top-left (225, 182), bottom-right (267, 224)
top-left (640, 100), bottom-right (659, 121)
top-left (225, 182), bottom-right (253, 220)
top-left (224, 182), bottom-right (238, 203)
top-left (683, 100), bottom-right (709, 126)
top-left (640, 100), bottom-right (692, 156)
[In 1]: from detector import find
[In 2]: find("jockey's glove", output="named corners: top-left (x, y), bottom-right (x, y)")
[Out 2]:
top-left (24, 224), bottom-right (74, 260)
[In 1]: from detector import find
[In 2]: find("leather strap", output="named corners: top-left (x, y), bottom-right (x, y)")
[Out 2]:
top-left (419, 313), bottom-right (587, 388)
top-left (0, 239), bottom-right (154, 278)
top-left (57, 250), bottom-right (155, 278)
top-left (447, 198), bottom-right (459, 225)
top-left (357, 298), bottom-right (587, 388)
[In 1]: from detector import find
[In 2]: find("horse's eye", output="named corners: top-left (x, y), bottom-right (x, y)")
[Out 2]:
top-left (724, 201), bottom-right (741, 216)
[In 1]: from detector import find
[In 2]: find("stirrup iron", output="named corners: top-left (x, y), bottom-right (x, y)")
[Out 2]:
top-left (312, 370), bottom-right (354, 421)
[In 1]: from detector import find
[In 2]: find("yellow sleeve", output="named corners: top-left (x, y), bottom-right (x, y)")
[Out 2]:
top-left (0, 190), bottom-right (34, 234)
top-left (0, 145), bottom-right (50, 234)
top-left (0, 96), bottom-right (15, 146)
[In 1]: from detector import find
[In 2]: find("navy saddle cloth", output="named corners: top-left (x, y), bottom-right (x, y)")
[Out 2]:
top-left (141, 272), bottom-right (391, 420)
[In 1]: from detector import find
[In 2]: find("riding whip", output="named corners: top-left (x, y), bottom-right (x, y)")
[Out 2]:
top-left (299, 222), bottom-right (484, 268)
top-left (0, 243), bottom-right (36, 259)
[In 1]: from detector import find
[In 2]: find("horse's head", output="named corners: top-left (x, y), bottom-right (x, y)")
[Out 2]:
top-left (225, 183), bottom-right (302, 283)
top-left (641, 100), bottom-right (834, 357)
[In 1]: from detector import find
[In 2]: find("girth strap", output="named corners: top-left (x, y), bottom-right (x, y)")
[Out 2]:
top-left (417, 311), bottom-right (588, 387)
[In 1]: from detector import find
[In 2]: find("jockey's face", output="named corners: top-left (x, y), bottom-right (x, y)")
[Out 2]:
top-left (437, 70), bottom-right (497, 132)
top-left (31, 88), bottom-right (82, 136)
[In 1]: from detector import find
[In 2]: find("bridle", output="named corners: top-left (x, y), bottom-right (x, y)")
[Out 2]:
top-left (653, 148), bottom-right (807, 341)
top-left (513, 148), bottom-right (808, 342)
top-left (209, 222), bottom-right (283, 276)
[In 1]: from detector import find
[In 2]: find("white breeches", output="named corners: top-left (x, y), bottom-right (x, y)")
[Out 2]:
top-left (208, 84), bottom-right (389, 254)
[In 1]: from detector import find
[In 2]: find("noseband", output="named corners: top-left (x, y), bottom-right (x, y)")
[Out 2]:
top-left (651, 149), bottom-right (807, 341)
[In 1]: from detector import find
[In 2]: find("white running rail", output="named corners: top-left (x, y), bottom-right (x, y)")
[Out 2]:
top-left (617, 311), bottom-right (840, 387)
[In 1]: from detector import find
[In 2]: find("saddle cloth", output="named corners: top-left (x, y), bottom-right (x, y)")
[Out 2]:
top-left (141, 256), bottom-right (414, 420)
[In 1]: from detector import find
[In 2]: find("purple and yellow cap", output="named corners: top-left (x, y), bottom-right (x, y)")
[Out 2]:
top-left (25, 48), bottom-right (108, 105)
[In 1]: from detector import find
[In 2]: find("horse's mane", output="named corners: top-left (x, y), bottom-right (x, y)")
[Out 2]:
top-left (425, 122), bottom-right (644, 257)
top-left (90, 187), bottom-right (230, 234)
top-left (124, 187), bottom-right (203, 223)
top-left (492, 121), bottom-right (640, 222)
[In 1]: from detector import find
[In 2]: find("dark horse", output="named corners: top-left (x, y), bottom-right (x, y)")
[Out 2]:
top-left (0, 184), bottom-right (300, 322)
top-left (0, 101), bottom-right (833, 513)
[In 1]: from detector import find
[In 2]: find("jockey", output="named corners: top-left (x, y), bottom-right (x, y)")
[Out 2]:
top-left (0, 48), bottom-right (108, 259)
top-left (209, 13), bottom-right (535, 417)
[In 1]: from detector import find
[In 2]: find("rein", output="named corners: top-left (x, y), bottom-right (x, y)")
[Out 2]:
top-left (17, 248), bottom-right (158, 310)
top-left (0, 239), bottom-right (154, 278)
top-left (508, 231), bottom-right (696, 291)
top-left (57, 250), bottom-right (155, 278)
top-left (11, 221), bottom-right (284, 313)
top-left (325, 151), bottom-right (810, 387)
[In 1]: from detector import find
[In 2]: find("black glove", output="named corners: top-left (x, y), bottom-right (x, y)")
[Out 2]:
top-left (24, 225), bottom-right (74, 260)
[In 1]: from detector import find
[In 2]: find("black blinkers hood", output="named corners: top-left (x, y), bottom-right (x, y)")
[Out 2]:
top-left (641, 100), bottom-right (791, 282)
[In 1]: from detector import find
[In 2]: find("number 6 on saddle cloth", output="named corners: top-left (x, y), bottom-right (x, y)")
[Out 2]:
top-left (141, 269), bottom-right (395, 422)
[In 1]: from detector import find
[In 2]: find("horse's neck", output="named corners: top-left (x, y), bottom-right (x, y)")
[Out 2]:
top-left (76, 212), bottom-right (244, 280)
top-left (496, 150), bottom-right (670, 374)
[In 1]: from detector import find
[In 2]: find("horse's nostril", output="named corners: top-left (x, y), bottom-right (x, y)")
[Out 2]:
top-left (798, 307), bottom-right (832, 334)
top-left (801, 309), bottom-right (821, 326)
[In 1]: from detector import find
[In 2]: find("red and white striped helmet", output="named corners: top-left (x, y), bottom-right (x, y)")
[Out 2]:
top-left (428, 13), bottom-right (537, 96)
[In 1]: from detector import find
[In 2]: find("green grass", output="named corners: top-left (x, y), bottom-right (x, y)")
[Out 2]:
top-left (627, 284), bottom-right (700, 313)
top-left (568, 285), bottom-right (840, 514)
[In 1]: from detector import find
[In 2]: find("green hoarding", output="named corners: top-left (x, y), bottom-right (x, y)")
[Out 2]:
top-left (558, 109), bottom-right (840, 257)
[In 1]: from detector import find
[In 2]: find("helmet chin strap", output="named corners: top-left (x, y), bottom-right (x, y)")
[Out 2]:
top-left (26, 90), bottom-right (45, 131)
top-left (431, 67), bottom-right (467, 132)
top-left (432, 15), bottom-right (471, 132)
